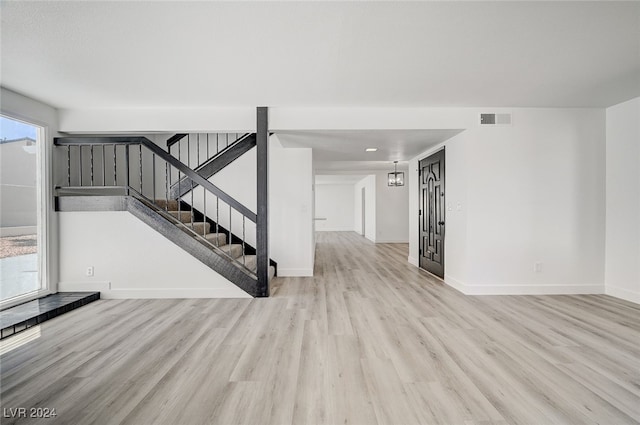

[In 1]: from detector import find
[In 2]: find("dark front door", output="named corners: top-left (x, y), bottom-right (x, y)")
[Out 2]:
top-left (419, 149), bottom-right (445, 278)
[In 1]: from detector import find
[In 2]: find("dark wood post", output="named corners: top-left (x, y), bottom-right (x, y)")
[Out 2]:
top-left (256, 107), bottom-right (269, 297)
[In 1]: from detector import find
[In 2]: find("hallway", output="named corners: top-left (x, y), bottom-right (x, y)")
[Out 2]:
top-left (1, 232), bottom-right (639, 424)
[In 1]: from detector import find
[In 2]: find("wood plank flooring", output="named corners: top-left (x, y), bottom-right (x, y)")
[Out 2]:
top-left (1, 231), bottom-right (639, 424)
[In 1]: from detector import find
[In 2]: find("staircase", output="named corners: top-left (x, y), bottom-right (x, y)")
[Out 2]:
top-left (154, 198), bottom-right (275, 280)
top-left (54, 108), bottom-right (273, 297)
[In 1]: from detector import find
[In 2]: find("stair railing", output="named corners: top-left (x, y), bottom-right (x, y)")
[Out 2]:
top-left (54, 136), bottom-right (260, 279)
top-left (167, 132), bottom-right (248, 170)
top-left (166, 132), bottom-right (254, 200)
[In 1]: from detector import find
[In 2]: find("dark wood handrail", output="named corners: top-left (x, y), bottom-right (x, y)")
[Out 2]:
top-left (54, 136), bottom-right (257, 222)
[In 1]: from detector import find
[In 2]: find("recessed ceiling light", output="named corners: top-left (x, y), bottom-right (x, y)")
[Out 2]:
top-left (365, 148), bottom-right (378, 152)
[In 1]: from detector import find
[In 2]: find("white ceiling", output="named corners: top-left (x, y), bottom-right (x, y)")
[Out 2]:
top-left (277, 129), bottom-right (462, 161)
top-left (1, 1), bottom-right (639, 109)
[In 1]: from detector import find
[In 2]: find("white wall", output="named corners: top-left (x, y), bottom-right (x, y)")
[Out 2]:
top-left (58, 212), bottom-right (250, 298)
top-left (605, 97), bottom-right (640, 304)
top-left (1, 87), bottom-right (59, 295)
top-left (354, 175), bottom-right (376, 242)
top-left (315, 184), bottom-right (355, 231)
top-left (270, 139), bottom-right (315, 276)
top-left (375, 169), bottom-right (409, 243)
top-left (410, 108), bottom-right (606, 295)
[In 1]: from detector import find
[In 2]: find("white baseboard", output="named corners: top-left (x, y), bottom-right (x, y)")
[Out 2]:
top-left (316, 228), bottom-right (353, 232)
top-left (102, 288), bottom-right (251, 299)
top-left (408, 256), bottom-right (418, 267)
top-left (442, 275), bottom-right (604, 296)
top-left (58, 282), bottom-right (251, 298)
top-left (375, 239), bottom-right (409, 244)
top-left (277, 268), bottom-right (314, 277)
top-left (58, 281), bottom-right (111, 291)
top-left (605, 285), bottom-right (640, 305)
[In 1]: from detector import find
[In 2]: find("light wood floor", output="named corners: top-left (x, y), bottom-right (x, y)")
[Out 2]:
top-left (1, 231), bottom-right (640, 425)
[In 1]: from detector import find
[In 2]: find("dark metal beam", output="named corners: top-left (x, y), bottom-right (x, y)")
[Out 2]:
top-left (256, 107), bottom-right (269, 297)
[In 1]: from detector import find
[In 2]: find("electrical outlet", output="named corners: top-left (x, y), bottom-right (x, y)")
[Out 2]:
top-left (534, 262), bottom-right (542, 273)
top-left (86, 266), bottom-right (94, 277)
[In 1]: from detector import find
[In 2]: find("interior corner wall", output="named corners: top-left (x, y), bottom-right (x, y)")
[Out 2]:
top-left (410, 108), bottom-right (606, 295)
top-left (1, 87), bottom-right (60, 294)
top-left (605, 97), bottom-right (640, 304)
top-left (315, 184), bottom-right (355, 231)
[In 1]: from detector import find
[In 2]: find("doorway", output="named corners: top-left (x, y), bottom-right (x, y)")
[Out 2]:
top-left (0, 115), bottom-right (45, 306)
top-left (419, 149), bottom-right (445, 278)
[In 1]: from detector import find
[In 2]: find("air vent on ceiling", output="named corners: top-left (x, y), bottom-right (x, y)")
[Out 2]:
top-left (479, 113), bottom-right (512, 126)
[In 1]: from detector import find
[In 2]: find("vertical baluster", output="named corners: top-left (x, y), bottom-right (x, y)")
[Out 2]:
top-left (190, 180), bottom-right (194, 228)
top-left (67, 146), bottom-right (71, 186)
top-left (226, 133), bottom-right (229, 148)
top-left (242, 216), bottom-right (246, 265)
top-left (125, 144), bottom-right (130, 195)
top-left (216, 197), bottom-right (220, 246)
top-left (79, 145), bottom-right (83, 186)
top-left (113, 145), bottom-right (117, 186)
top-left (203, 188), bottom-right (207, 237)
top-left (206, 133), bottom-right (209, 159)
top-left (139, 144), bottom-right (143, 195)
top-left (216, 133), bottom-right (219, 154)
top-left (229, 205), bottom-right (232, 256)
top-left (102, 145), bottom-right (106, 186)
top-left (178, 140), bottom-right (181, 183)
top-left (197, 133), bottom-right (200, 166)
top-left (165, 162), bottom-right (169, 210)
top-left (152, 153), bottom-right (156, 202)
top-left (187, 134), bottom-right (191, 168)
top-left (90, 146), bottom-right (94, 186)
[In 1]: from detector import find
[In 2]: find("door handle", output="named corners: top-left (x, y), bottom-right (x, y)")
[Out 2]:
top-left (438, 221), bottom-right (445, 225)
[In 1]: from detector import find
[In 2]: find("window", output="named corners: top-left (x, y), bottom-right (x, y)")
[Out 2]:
top-left (0, 115), bottom-right (48, 306)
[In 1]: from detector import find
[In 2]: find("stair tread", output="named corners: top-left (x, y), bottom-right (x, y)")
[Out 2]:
top-left (218, 243), bottom-right (243, 259)
top-left (166, 210), bottom-right (192, 223)
top-left (204, 232), bottom-right (227, 246)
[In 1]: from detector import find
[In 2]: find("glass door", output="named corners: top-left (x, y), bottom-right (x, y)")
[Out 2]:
top-left (0, 115), bottom-right (44, 305)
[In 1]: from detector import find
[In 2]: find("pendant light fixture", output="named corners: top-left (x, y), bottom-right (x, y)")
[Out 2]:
top-left (388, 161), bottom-right (404, 187)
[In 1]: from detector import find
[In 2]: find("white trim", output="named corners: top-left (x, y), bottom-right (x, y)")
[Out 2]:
top-left (276, 268), bottom-right (314, 277)
top-left (316, 228), bottom-right (354, 232)
top-left (375, 239), bottom-right (409, 244)
top-left (443, 274), bottom-right (468, 293)
top-left (407, 256), bottom-right (418, 267)
top-left (101, 288), bottom-right (251, 299)
top-left (605, 285), bottom-right (640, 305)
top-left (442, 275), bottom-right (603, 296)
top-left (0, 226), bottom-right (37, 237)
top-left (58, 281), bottom-right (111, 292)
